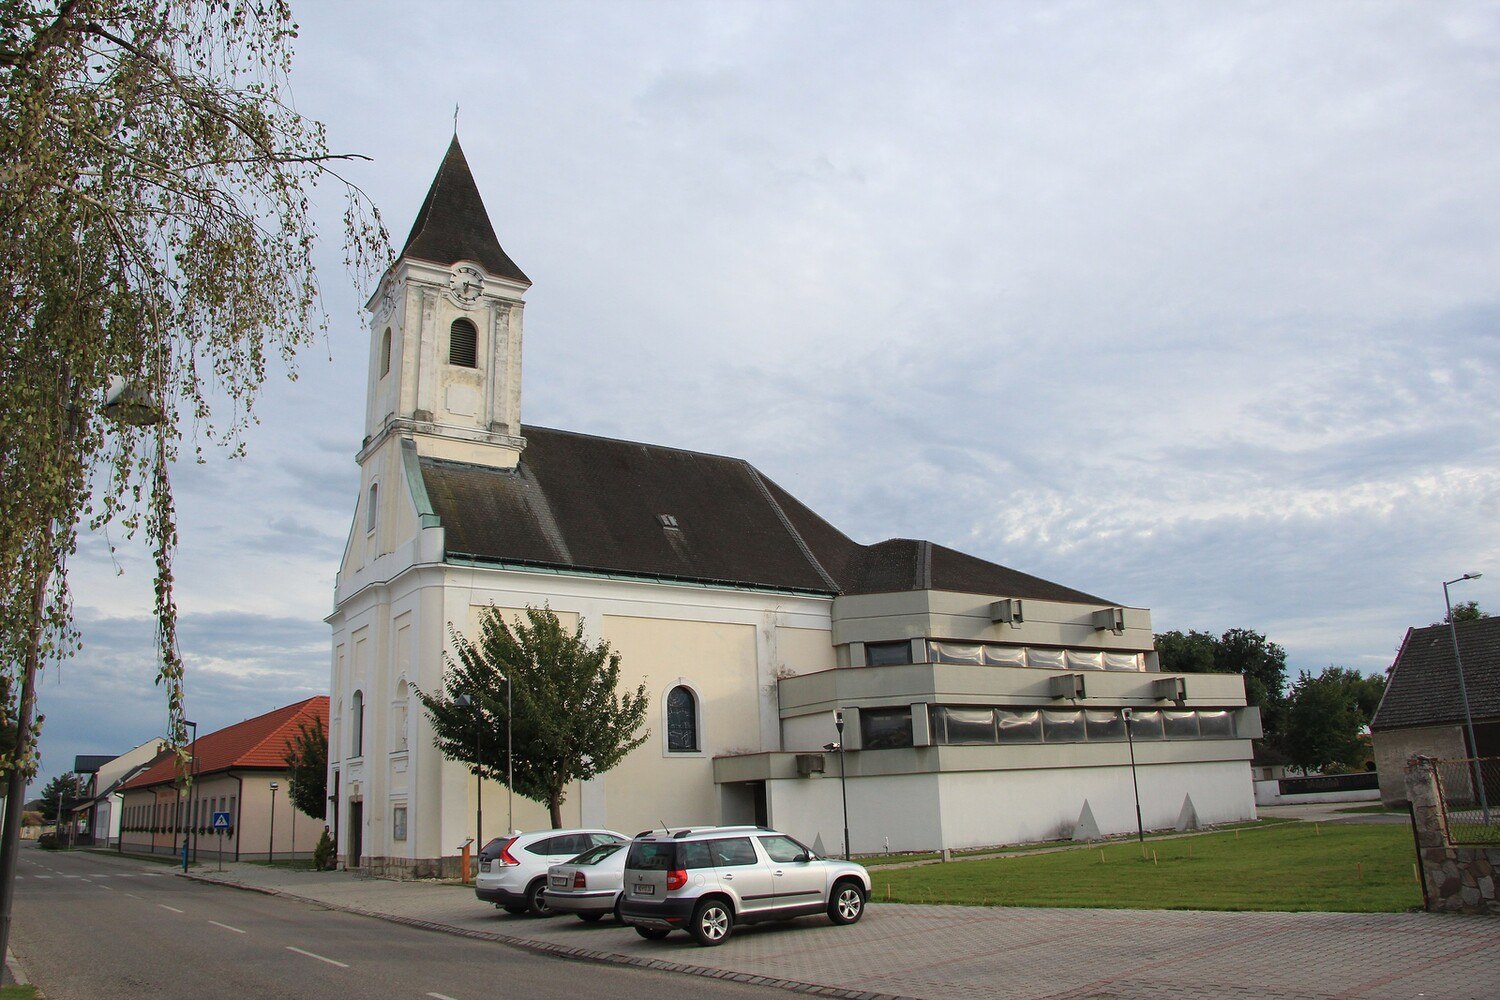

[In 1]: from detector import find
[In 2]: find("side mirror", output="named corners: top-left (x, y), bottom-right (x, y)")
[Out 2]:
top-left (793, 853), bottom-right (809, 863)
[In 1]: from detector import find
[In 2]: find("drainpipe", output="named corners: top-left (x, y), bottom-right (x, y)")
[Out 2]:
top-left (232, 774), bottom-right (244, 862)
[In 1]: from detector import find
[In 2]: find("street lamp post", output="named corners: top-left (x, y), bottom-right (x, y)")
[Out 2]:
top-left (825, 710), bottom-right (851, 860)
top-left (455, 695), bottom-right (483, 855)
top-left (1122, 708), bottom-right (1145, 847)
top-left (268, 781), bottom-right (279, 865)
top-left (1443, 573), bottom-right (1490, 825)
top-left (184, 720), bottom-right (197, 869)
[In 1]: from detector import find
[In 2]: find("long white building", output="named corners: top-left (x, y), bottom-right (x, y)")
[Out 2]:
top-left (327, 138), bottom-right (1258, 877)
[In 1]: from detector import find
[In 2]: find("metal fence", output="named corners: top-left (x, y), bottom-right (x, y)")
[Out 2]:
top-left (1433, 756), bottom-right (1500, 845)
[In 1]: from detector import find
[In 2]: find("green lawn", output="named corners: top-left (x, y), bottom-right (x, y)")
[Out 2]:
top-left (1, 986), bottom-right (39, 999)
top-left (870, 822), bottom-right (1423, 912)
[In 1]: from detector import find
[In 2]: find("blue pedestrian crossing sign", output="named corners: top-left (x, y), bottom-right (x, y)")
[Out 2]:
top-left (211, 811), bottom-right (232, 832)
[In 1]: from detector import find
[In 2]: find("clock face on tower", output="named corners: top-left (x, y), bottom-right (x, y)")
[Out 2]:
top-left (450, 264), bottom-right (484, 303)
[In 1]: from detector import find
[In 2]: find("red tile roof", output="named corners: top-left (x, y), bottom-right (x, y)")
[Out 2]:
top-left (117, 696), bottom-right (328, 791)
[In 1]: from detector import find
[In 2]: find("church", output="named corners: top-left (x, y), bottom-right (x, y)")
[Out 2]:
top-left (327, 138), bottom-right (1259, 877)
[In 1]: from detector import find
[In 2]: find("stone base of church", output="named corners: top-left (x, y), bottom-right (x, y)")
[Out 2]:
top-left (360, 854), bottom-right (466, 881)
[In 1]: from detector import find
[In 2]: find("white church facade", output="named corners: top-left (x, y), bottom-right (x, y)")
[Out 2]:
top-left (327, 139), bottom-right (1259, 877)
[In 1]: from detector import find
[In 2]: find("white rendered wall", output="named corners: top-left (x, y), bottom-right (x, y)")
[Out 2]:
top-left (765, 759), bottom-right (1255, 854)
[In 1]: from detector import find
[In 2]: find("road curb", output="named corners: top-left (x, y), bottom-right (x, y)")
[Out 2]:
top-left (178, 871), bottom-right (909, 999)
top-left (5, 947), bottom-right (32, 987)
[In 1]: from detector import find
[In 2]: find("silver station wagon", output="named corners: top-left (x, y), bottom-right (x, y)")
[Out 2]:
top-left (618, 825), bottom-right (871, 946)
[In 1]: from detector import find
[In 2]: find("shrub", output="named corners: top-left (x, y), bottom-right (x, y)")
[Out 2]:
top-left (313, 828), bottom-right (335, 871)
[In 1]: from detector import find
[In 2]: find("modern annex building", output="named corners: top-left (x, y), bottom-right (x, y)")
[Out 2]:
top-left (327, 139), bottom-right (1259, 877)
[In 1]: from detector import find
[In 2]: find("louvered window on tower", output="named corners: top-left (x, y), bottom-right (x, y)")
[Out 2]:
top-left (448, 318), bottom-right (478, 368)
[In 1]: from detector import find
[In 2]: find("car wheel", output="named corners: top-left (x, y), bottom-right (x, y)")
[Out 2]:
top-left (635, 926), bottom-right (670, 940)
top-left (612, 897), bottom-right (624, 923)
top-left (578, 911), bottom-right (604, 923)
top-left (828, 879), bottom-right (866, 925)
top-left (526, 879), bottom-right (553, 916)
top-left (690, 898), bottom-right (734, 946)
top-left (502, 904), bottom-right (528, 915)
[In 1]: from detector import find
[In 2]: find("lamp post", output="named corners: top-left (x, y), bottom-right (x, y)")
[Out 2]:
top-left (1443, 573), bottom-right (1489, 825)
top-left (1122, 708), bottom-right (1145, 847)
top-left (268, 781), bottom-right (279, 865)
top-left (454, 694), bottom-right (483, 854)
top-left (458, 676), bottom-right (513, 839)
top-left (824, 709), bottom-right (851, 860)
top-left (184, 720), bottom-right (197, 868)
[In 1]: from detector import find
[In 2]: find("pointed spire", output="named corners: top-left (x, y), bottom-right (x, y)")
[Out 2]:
top-left (400, 136), bottom-right (530, 285)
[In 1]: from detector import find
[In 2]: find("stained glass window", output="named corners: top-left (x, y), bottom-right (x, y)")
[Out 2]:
top-left (666, 685), bottom-right (698, 752)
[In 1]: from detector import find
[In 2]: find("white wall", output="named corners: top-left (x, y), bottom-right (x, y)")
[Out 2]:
top-left (764, 759), bottom-right (1256, 854)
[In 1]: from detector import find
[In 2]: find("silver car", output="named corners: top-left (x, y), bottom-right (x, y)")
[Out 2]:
top-left (619, 825), bottom-right (871, 945)
top-left (542, 841), bottom-right (628, 921)
top-left (475, 828), bottom-right (628, 915)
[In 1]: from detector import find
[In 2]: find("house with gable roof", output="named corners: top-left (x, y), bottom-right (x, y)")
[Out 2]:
top-left (328, 138), bottom-right (1260, 879)
top-left (1371, 616), bottom-right (1500, 805)
top-left (117, 697), bottom-right (327, 861)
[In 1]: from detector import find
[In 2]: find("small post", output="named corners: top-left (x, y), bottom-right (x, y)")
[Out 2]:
top-left (1356, 862), bottom-right (1363, 881)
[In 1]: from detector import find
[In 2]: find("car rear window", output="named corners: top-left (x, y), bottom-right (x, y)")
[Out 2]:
top-left (626, 839), bottom-right (717, 870)
top-left (627, 841), bottom-right (676, 871)
top-left (572, 843), bottom-right (622, 866)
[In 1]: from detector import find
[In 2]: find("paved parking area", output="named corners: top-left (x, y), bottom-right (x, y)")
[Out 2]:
top-left (131, 854), bottom-right (1497, 1000)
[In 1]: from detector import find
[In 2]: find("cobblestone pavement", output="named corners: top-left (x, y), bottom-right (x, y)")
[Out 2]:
top-left (137, 854), bottom-right (1495, 1000)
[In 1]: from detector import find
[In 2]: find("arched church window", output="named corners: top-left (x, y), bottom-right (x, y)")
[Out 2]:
top-left (666, 685), bottom-right (699, 753)
top-left (379, 327), bottom-right (392, 378)
top-left (448, 318), bottom-right (478, 368)
top-left (352, 690), bottom-right (365, 758)
top-left (366, 483), bottom-right (378, 533)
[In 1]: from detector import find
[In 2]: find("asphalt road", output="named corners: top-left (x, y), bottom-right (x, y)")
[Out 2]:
top-left (9, 843), bottom-right (779, 999)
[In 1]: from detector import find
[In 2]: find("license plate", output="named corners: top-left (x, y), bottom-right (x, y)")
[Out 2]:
top-left (633, 883), bottom-right (655, 896)
top-left (551, 876), bottom-right (568, 886)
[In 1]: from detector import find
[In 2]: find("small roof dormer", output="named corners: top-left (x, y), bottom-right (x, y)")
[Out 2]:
top-left (400, 135), bottom-right (530, 285)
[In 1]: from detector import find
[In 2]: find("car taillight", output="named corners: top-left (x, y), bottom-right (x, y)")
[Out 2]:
top-left (499, 838), bottom-right (520, 867)
top-left (573, 871), bottom-right (587, 889)
top-left (666, 869), bottom-right (687, 891)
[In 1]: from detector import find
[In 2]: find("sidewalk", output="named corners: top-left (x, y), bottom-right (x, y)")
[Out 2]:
top-left (154, 854), bottom-right (1497, 1000)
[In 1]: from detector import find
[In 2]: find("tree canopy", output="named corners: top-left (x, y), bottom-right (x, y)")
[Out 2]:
top-left (1433, 600), bottom-right (1488, 627)
top-left (419, 606), bottom-right (651, 829)
top-left (0, 0), bottom-right (387, 784)
top-left (1282, 666), bottom-right (1385, 774)
top-left (38, 772), bottom-right (84, 823)
top-left (284, 715), bottom-right (326, 821)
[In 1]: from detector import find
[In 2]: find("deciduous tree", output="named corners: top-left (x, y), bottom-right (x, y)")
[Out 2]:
top-left (285, 715), bottom-right (327, 821)
top-left (419, 606), bottom-right (651, 829)
top-left (1282, 666), bottom-right (1384, 774)
top-left (0, 0), bottom-right (386, 960)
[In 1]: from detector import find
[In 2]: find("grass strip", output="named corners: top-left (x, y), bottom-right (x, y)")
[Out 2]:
top-left (870, 822), bottom-right (1422, 912)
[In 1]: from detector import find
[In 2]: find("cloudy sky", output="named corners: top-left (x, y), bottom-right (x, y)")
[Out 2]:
top-left (34, 1), bottom-right (1500, 794)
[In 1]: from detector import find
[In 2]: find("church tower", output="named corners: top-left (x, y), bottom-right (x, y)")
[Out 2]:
top-left (360, 136), bottom-right (530, 472)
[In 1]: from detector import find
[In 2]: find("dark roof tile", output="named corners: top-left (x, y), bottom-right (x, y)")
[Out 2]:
top-left (401, 136), bottom-right (529, 284)
top-left (421, 425), bottom-right (1112, 604)
top-left (1371, 618), bottom-right (1500, 730)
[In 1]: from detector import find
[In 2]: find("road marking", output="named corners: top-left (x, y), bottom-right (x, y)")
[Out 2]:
top-left (64, 875), bottom-right (82, 879)
top-left (286, 946), bottom-right (348, 968)
top-left (139, 873), bottom-right (162, 877)
top-left (428, 993), bottom-right (460, 1000)
top-left (209, 921), bottom-right (245, 934)
top-left (124, 893), bottom-right (142, 899)
top-left (158, 904), bottom-right (184, 914)
top-left (96, 884), bottom-right (113, 891)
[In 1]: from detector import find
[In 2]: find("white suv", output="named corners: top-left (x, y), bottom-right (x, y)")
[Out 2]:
top-left (475, 828), bottom-right (628, 915)
top-left (619, 826), bottom-right (871, 945)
